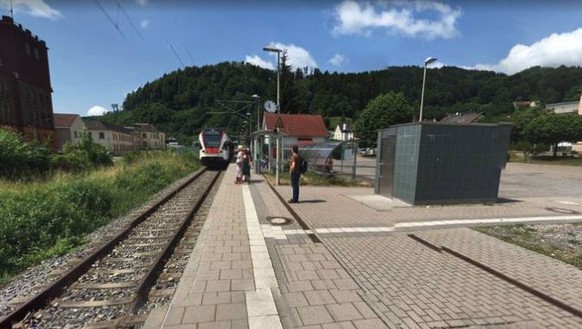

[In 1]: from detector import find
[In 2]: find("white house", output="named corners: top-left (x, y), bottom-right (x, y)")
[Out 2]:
top-left (332, 124), bottom-right (354, 141)
top-left (53, 113), bottom-right (86, 151)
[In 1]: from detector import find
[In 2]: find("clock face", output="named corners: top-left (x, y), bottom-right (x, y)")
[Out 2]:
top-left (264, 100), bottom-right (277, 113)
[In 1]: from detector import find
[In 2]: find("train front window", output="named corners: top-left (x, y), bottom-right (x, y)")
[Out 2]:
top-left (204, 133), bottom-right (221, 148)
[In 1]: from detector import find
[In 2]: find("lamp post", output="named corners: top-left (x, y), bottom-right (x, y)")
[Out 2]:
top-left (263, 46), bottom-right (283, 184)
top-left (419, 56), bottom-right (437, 122)
top-left (251, 94), bottom-right (260, 131)
top-left (251, 94), bottom-right (261, 174)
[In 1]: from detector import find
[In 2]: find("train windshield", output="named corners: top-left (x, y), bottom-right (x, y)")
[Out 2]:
top-left (203, 130), bottom-right (222, 147)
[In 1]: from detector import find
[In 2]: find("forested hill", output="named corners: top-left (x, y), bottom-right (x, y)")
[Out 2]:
top-left (101, 61), bottom-right (582, 144)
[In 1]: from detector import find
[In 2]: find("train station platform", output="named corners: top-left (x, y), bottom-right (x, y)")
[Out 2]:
top-left (145, 164), bottom-right (582, 328)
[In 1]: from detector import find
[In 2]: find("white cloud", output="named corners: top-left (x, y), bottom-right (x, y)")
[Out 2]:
top-left (245, 55), bottom-right (275, 70)
top-left (328, 53), bottom-right (348, 67)
top-left (87, 105), bottom-right (110, 116)
top-left (332, 0), bottom-right (460, 39)
top-left (140, 19), bottom-right (149, 29)
top-left (0, 0), bottom-right (62, 19)
top-left (474, 28), bottom-right (582, 75)
top-left (265, 42), bottom-right (318, 70)
top-left (136, 0), bottom-right (148, 6)
top-left (245, 42), bottom-right (318, 71)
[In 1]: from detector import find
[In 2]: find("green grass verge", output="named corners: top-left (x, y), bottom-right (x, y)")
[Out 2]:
top-left (509, 151), bottom-right (582, 166)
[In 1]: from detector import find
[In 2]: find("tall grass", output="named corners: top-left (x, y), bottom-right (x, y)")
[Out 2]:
top-left (0, 150), bottom-right (199, 284)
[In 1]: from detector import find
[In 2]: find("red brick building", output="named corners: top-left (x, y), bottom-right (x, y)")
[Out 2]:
top-left (0, 15), bottom-right (55, 147)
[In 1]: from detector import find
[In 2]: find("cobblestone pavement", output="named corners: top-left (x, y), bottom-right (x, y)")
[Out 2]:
top-left (268, 163), bottom-right (582, 328)
top-left (325, 232), bottom-right (582, 328)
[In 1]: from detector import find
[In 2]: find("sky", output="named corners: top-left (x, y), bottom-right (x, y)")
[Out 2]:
top-left (2, 0), bottom-right (582, 117)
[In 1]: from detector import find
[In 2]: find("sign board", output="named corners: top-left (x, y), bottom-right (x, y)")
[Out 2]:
top-left (274, 116), bottom-right (285, 129)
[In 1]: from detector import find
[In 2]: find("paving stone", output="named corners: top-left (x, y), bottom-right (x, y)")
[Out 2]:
top-left (203, 292), bottom-right (231, 305)
top-left (312, 279), bottom-right (338, 290)
top-left (329, 290), bottom-right (361, 303)
top-left (285, 292), bottom-right (309, 308)
top-left (230, 278), bottom-right (255, 291)
top-left (304, 290), bottom-right (336, 306)
top-left (321, 322), bottom-right (357, 329)
top-left (182, 305), bottom-right (216, 324)
top-left (326, 303), bottom-right (364, 322)
top-left (205, 279), bottom-right (231, 292)
top-left (353, 318), bottom-right (389, 329)
top-left (215, 303), bottom-right (247, 321)
top-left (297, 305), bottom-right (335, 326)
top-left (286, 280), bottom-right (314, 292)
top-left (197, 321), bottom-right (231, 329)
top-left (219, 269), bottom-right (243, 280)
top-left (163, 306), bottom-right (185, 326)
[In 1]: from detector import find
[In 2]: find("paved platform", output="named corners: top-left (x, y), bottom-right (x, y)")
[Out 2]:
top-left (146, 164), bottom-right (582, 328)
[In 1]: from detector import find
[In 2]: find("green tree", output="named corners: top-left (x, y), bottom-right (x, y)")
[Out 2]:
top-left (354, 92), bottom-right (412, 147)
top-left (509, 107), bottom-right (545, 144)
top-left (279, 51), bottom-right (306, 114)
top-left (524, 114), bottom-right (582, 157)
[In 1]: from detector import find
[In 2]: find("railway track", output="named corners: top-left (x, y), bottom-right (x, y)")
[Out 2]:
top-left (1, 167), bottom-right (223, 329)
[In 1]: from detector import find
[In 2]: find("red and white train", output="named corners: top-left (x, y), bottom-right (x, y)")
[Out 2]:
top-left (198, 128), bottom-right (234, 168)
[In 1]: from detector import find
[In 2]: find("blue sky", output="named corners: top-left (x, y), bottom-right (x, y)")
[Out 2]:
top-left (2, 0), bottom-right (582, 117)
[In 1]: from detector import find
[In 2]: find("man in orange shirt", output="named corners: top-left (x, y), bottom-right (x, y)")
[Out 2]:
top-left (288, 145), bottom-right (300, 203)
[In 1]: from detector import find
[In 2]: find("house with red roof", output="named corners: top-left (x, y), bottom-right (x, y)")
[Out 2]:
top-left (54, 113), bottom-right (86, 151)
top-left (263, 113), bottom-right (329, 147)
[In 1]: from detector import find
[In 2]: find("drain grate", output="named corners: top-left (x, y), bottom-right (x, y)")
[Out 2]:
top-left (545, 207), bottom-right (579, 215)
top-left (268, 216), bottom-right (293, 226)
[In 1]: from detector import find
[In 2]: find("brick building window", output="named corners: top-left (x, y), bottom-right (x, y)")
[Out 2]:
top-left (99, 132), bottom-right (105, 139)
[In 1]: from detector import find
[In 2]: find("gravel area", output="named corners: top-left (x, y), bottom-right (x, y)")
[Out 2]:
top-left (476, 222), bottom-right (582, 269)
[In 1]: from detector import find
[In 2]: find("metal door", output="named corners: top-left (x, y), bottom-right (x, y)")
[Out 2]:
top-left (376, 129), bottom-right (396, 197)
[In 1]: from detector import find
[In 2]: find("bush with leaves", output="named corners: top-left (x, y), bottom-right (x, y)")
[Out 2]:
top-left (0, 128), bottom-right (51, 180)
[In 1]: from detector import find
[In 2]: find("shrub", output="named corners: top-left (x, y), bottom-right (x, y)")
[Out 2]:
top-left (0, 128), bottom-right (51, 180)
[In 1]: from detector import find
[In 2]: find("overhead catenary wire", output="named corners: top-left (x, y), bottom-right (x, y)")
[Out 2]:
top-left (93, 0), bottom-right (127, 40)
top-left (169, 42), bottom-right (185, 67)
top-left (115, 0), bottom-right (144, 39)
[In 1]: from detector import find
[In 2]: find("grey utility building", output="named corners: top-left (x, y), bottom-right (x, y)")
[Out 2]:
top-left (375, 122), bottom-right (512, 205)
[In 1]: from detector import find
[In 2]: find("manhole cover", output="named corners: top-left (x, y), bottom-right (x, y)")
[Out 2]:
top-left (545, 207), bottom-right (579, 214)
top-left (268, 217), bottom-right (293, 225)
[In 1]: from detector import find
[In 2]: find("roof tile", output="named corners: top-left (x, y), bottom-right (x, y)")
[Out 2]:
top-left (264, 113), bottom-right (328, 137)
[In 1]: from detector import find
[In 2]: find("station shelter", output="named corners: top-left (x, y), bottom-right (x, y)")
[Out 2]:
top-left (254, 114), bottom-right (329, 180)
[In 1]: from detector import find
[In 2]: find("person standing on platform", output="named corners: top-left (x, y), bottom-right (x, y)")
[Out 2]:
top-left (288, 145), bottom-right (300, 203)
top-left (235, 146), bottom-right (244, 184)
top-left (242, 147), bottom-right (252, 183)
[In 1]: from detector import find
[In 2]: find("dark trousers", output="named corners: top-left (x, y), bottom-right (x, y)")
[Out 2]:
top-left (291, 171), bottom-right (300, 202)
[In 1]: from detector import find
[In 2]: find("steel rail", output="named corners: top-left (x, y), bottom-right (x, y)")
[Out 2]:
top-left (127, 170), bottom-right (221, 314)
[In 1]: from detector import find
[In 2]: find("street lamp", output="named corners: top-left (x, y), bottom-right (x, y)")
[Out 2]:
top-left (251, 94), bottom-right (261, 174)
top-left (251, 94), bottom-right (260, 131)
top-left (419, 56), bottom-right (437, 122)
top-left (262, 46), bottom-right (282, 113)
top-left (263, 46), bottom-right (283, 185)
